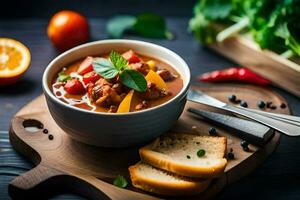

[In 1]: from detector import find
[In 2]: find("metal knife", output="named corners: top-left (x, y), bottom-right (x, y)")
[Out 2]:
top-left (188, 108), bottom-right (274, 146)
top-left (187, 89), bottom-right (300, 136)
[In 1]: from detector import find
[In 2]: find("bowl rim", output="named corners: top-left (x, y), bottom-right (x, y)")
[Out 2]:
top-left (43, 39), bottom-right (191, 116)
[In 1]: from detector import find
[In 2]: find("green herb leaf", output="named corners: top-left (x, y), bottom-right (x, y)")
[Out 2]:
top-left (120, 69), bottom-right (147, 92)
top-left (109, 51), bottom-right (128, 71)
top-left (201, 0), bottom-right (232, 20)
top-left (113, 175), bottom-right (128, 188)
top-left (133, 13), bottom-right (174, 40)
top-left (58, 71), bottom-right (72, 83)
top-left (197, 149), bottom-right (206, 157)
top-left (106, 15), bottom-right (137, 38)
top-left (92, 58), bottom-right (118, 79)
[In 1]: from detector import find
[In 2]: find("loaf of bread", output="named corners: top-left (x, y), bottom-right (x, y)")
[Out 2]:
top-left (139, 134), bottom-right (227, 178)
top-left (129, 162), bottom-right (211, 196)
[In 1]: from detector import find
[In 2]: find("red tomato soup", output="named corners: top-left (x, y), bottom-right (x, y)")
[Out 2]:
top-left (52, 50), bottom-right (183, 113)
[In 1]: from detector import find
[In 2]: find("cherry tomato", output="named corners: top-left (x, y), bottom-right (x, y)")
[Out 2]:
top-left (77, 56), bottom-right (93, 75)
top-left (83, 71), bottom-right (101, 85)
top-left (64, 79), bottom-right (86, 94)
top-left (122, 50), bottom-right (140, 63)
top-left (47, 10), bottom-right (89, 51)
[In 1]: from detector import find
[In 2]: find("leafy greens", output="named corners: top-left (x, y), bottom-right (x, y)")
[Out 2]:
top-left (106, 13), bottom-right (173, 40)
top-left (189, 0), bottom-right (300, 58)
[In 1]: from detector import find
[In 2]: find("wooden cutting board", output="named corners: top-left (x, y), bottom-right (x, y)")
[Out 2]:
top-left (8, 85), bottom-right (290, 200)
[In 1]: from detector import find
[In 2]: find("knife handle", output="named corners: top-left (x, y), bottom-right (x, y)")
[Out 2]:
top-left (188, 108), bottom-right (274, 146)
top-left (223, 105), bottom-right (300, 136)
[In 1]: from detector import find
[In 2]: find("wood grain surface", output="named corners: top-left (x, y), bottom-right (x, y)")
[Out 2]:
top-left (210, 36), bottom-right (300, 97)
top-left (1, 18), bottom-right (300, 200)
top-left (8, 85), bottom-right (289, 199)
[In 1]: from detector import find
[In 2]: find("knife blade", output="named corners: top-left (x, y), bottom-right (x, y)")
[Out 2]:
top-left (187, 89), bottom-right (300, 136)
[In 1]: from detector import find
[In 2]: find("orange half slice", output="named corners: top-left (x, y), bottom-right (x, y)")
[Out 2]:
top-left (0, 38), bottom-right (31, 85)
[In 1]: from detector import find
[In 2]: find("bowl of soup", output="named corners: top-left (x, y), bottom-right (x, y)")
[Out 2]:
top-left (43, 40), bottom-right (190, 147)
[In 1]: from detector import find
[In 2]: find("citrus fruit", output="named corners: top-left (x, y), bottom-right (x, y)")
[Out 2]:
top-left (0, 38), bottom-right (31, 85)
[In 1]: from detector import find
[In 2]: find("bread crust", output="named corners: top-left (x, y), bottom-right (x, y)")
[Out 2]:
top-left (139, 135), bottom-right (227, 178)
top-left (129, 163), bottom-right (211, 196)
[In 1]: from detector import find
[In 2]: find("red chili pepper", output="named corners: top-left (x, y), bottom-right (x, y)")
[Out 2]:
top-left (198, 67), bottom-right (271, 86)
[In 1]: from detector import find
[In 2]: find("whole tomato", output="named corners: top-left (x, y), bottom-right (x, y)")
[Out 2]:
top-left (47, 10), bottom-right (89, 51)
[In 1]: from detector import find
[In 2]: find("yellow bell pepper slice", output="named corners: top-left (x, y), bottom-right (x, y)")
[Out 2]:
top-left (145, 70), bottom-right (167, 90)
top-left (117, 90), bottom-right (134, 113)
top-left (146, 60), bottom-right (156, 70)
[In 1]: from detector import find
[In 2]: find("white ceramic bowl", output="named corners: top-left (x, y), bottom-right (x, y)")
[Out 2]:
top-left (43, 40), bottom-right (190, 147)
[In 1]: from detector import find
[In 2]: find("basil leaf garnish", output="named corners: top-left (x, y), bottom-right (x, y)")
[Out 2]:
top-left (92, 58), bottom-right (118, 79)
top-left (120, 69), bottom-right (147, 92)
top-left (93, 51), bottom-right (147, 92)
top-left (109, 50), bottom-right (128, 71)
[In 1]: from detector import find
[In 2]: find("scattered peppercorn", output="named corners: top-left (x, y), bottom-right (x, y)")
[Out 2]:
top-left (229, 148), bottom-right (233, 152)
top-left (280, 103), bottom-right (286, 109)
top-left (197, 149), bottom-right (206, 157)
top-left (208, 127), bottom-right (217, 135)
top-left (38, 123), bottom-right (44, 129)
top-left (187, 155), bottom-right (191, 159)
top-left (196, 141), bottom-right (200, 145)
top-left (228, 94), bottom-right (236, 102)
top-left (227, 152), bottom-right (235, 160)
top-left (43, 129), bottom-right (48, 134)
top-left (270, 105), bottom-right (277, 110)
top-left (240, 100), bottom-right (248, 108)
top-left (257, 100), bottom-right (266, 109)
top-left (48, 134), bottom-right (54, 140)
top-left (266, 101), bottom-right (273, 108)
top-left (240, 140), bottom-right (249, 151)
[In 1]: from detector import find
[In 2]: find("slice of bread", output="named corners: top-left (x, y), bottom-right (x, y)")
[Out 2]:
top-left (129, 162), bottom-right (211, 196)
top-left (139, 134), bottom-right (227, 178)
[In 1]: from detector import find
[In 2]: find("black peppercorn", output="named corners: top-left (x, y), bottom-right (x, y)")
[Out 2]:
top-left (240, 140), bottom-right (249, 151)
top-left (228, 95), bottom-right (237, 102)
top-left (48, 134), bottom-right (54, 140)
top-left (208, 127), bottom-right (217, 135)
top-left (227, 152), bottom-right (235, 160)
top-left (280, 103), bottom-right (286, 109)
top-left (270, 105), bottom-right (277, 110)
top-left (257, 100), bottom-right (266, 109)
top-left (240, 101), bottom-right (248, 108)
top-left (43, 129), bottom-right (48, 134)
top-left (266, 101), bottom-right (273, 108)
top-left (38, 123), bottom-right (44, 129)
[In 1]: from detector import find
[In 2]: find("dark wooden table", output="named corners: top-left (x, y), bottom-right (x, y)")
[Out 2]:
top-left (1, 18), bottom-right (300, 200)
